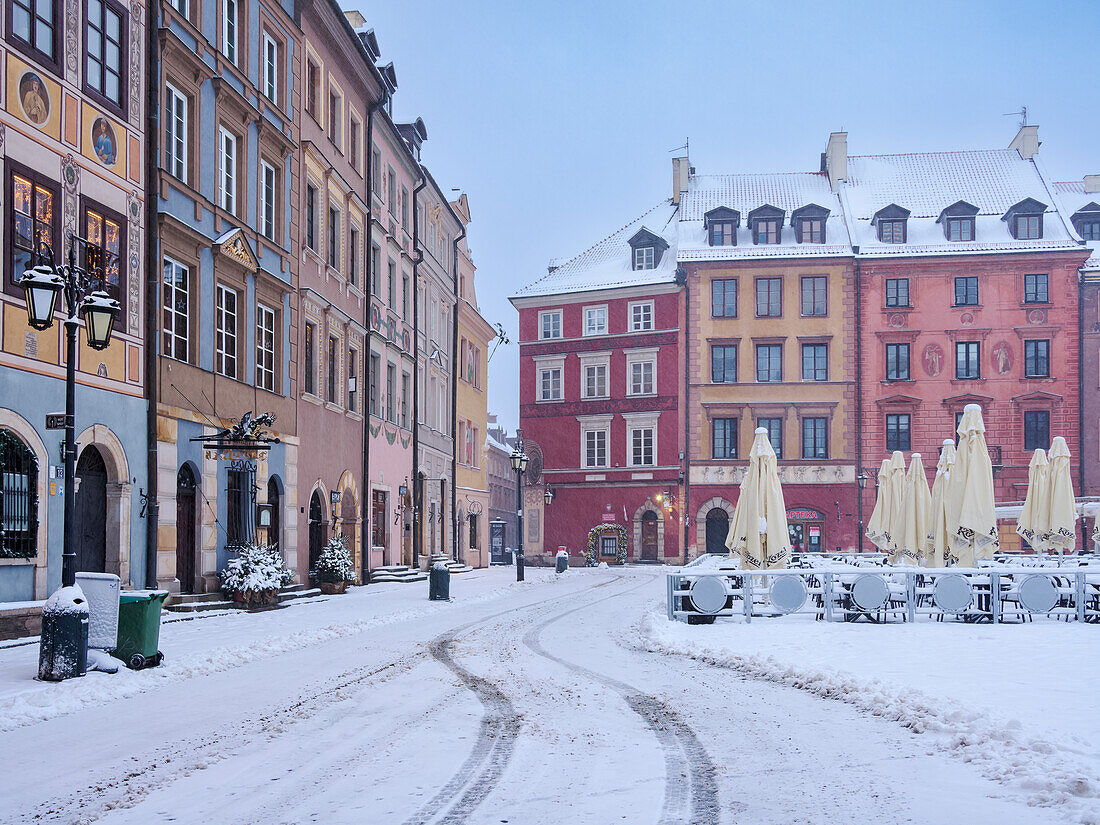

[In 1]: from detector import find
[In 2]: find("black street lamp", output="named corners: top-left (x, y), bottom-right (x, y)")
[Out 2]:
top-left (510, 436), bottom-right (529, 582)
top-left (543, 485), bottom-right (554, 506)
top-left (856, 471), bottom-right (869, 554)
top-left (20, 239), bottom-right (120, 681)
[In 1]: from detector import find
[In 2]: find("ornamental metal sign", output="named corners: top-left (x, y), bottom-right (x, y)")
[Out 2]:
top-left (191, 411), bottom-right (279, 460)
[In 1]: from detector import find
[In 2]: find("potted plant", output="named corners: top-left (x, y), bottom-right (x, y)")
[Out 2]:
top-left (313, 534), bottom-right (356, 594)
top-left (220, 543), bottom-right (294, 607)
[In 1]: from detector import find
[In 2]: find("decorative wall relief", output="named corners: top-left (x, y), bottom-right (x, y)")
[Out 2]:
top-left (128, 2), bottom-right (143, 129)
top-left (65, 0), bottom-right (79, 82)
top-left (127, 191), bottom-right (141, 335)
top-left (61, 155), bottom-right (79, 262)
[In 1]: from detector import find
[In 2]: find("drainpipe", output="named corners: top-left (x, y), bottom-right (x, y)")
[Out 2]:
top-left (411, 175), bottom-right (427, 567)
top-left (143, 2), bottom-right (160, 588)
top-left (451, 226), bottom-right (465, 562)
top-left (679, 267), bottom-right (690, 565)
top-left (1079, 268), bottom-right (1087, 548)
top-left (855, 257), bottom-right (864, 553)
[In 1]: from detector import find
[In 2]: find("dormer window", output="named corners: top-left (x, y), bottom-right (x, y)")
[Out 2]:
top-left (1003, 198), bottom-right (1046, 240)
top-left (1071, 203), bottom-right (1100, 240)
top-left (791, 204), bottom-right (830, 244)
top-left (747, 205), bottom-right (785, 245)
top-left (704, 206), bottom-right (740, 247)
top-left (872, 203), bottom-right (910, 244)
top-left (627, 227), bottom-right (669, 271)
top-left (937, 201), bottom-right (979, 242)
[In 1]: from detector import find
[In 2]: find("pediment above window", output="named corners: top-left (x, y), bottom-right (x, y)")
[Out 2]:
top-left (214, 227), bottom-right (258, 271)
top-left (936, 200), bottom-right (980, 222)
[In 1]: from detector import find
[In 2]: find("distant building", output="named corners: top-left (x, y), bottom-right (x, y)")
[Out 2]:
top-left (486, 420), bottom-right (518, 559)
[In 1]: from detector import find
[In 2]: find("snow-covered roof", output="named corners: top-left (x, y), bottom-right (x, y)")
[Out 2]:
top-left (485, 433), bottom-right (511, 454)
top-left (677, 171), bottom-right (851, 261)
top-left (512, 201), bottom-right (679, 299)
top-left (842, 149), bottom-right (1080, 257)
top-left (1052, 180), bottom-right (1100, 272)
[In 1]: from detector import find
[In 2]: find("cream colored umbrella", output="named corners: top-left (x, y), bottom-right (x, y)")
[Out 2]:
top-left (885, 451), bottom-right (906, 554)
top-left (924, 440), bottom-right (956, 568)
top-left (726, 428), bottom-right (792, 570)
top-left (1046, 436), bottom-right (1077, 555)
top-left (865, 458), bottom-right (892, 551)
top-left (944, 404), bottom-right (999, 566)
top-left (893, 453), bottom-right (931, 564)
top-left (1015, 448), bottom-right (1050, 555)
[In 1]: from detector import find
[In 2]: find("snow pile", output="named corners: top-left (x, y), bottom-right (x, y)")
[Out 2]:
top-left (640, 611), bottom-right (1100, 823)
top-left (220, 544), bottom-right (294, 594)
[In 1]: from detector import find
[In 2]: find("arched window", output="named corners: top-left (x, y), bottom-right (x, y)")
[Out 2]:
top-left (0, 429), bottom-right (38, 558)
top-left (705, 508), bottom-right (729, 555)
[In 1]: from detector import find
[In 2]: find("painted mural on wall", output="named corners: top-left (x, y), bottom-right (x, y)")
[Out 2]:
top-left (6, 56), bottom-right (61, 140)
top-left (18, 72), bottom-right (50, 125)
top-left (91, 117), bottom-right (118, 166)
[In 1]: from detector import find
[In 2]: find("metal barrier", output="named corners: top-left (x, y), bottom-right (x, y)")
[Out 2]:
top-left (667, 564), bottom-right (1100, 624)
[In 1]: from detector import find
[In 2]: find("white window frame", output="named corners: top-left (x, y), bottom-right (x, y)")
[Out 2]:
top-left (625, 347), bottom-right (658, 396)
top-left (624, 412), bottom-right (660, 468)
top-left (162, 256), bottom-right (189, 362)
top-left (218, 127), bottom-right (236, 214)
top-left (578, 412), bottom-right (613, 470)
top-left (534, 355), bottom-right (565, 402)
top-left (579, 352), bottom-right (611, 400)
top-left (583, 304), bottom-right (608, 337)
top-left (168, 0), bottom-right (187, 15)
top-left (164, 82), bottom-right (187, 183)
top-left (216, 284), bottom-right (237, 379)
top-left (629, 300), bottom-right (654, 331)
top-left (539, 309), bottom-right (562, 340)
top-left (221, 0), bottom-right (237, 63)
top-left (260, 160), bottom-right (276, 242)
top-left (256, 302), bottom-right (276, 391)
top-left (262, 32), bottom-right (278, 104)
top-left (634, 247), bottom-right (655, 270)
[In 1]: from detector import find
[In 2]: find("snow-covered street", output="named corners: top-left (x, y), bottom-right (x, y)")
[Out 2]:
top-left (0, 566), bottom-right (1094, 825)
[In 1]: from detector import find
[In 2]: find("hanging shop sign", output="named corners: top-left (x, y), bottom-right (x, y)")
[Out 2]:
top-left (191, 411), bottom-right (280, 460)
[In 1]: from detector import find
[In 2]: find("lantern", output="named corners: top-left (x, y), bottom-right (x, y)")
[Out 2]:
top-left (19, 264), bottom-right (64, 331)
top-left (78, 290), bottom-right (121, 350)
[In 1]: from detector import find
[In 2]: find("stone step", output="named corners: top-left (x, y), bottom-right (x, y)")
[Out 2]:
top-left (164, 584), bottom-right (324, 613)
top-left (164, 599), bottom-right (236, 614)
top-left (164, 591), bottom-right (225, 606)
top-left (371, 573), bottom-right (428, 583)
top-left (370, 564), bottom-right (428, 584)
top-left (278, 587), bottom-right (323, 602)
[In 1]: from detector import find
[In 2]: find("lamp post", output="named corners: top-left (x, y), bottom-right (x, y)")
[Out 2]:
top-left (510, 436), bottom-right (529, 582)
top-left (20, 240), bottom-right (120, 681)
top-left (856, 471), bottom-right (868, 554)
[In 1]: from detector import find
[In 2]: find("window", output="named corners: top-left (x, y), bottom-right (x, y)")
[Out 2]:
top-left (801, 343), bottom-right (827, 381)
top-left (1082, 221), bottom-right (1100, 241)
top-left (386, 364), bottom-right (396, 421)
top-left (218, 127), bottom-right (236, 214)
top-left (348, 348), bottom-right (358, 413)
top-left (753, 220), bottom-right (780, 244)
top-left (885, 343), bottom-right (910, 381)
top-left (630, 427), bottom-right (655, 466)
top-left (711, 345), bottom-right (737, 383)
top-left (9, 0), bottom-right (58, 66)
top-left (371, 148), bottom-right (381, 194)
top-left (401, 187), bottom-right (410, 232)
top-left (401, 372), bottom-right (410, 427)
top-left (328, 89), bottom-right (341, 148)
top-left (162, 257), bottom-right (189, 362)
top-left (368, 353), bottom-right (380, 415)
top-left (327, 336), bottom-right (338, 403)
top-left (800, 276), bottom-right (827, 316)
top-left (1015, 215), bottom-right (1041, 240)
top-left (886, 414), bottom-right (911, 451)
top-left (955, 341), bottom-right (980, 379)
top-left (711, 279), bottom-right (737, 317)
top-left (256, 302), bottom-right (276, 391)
top-left (305, 60), bottom-right (319, 119)
top-left (879, 220), bottom-right (905, 244)
top-left (370, 245), bottom-right (381, 295)
top-left (8, 166), bottom-right (59, 297)
top-left (582, 363), bottom-right (607, 399)
top-left (164, 83), bottom-right (187, 183)
top-left (1024, 410), bottom-right (1049, 451)
top-left (349, 117), bottom-right (360, 170)
top-left (305, 184), bottom-right (317, 252)
top-left (371, 490), bottom-right (388, 548)
top-left (82, 202), bottom-right (124, 322)
top-left (539, 310), bottom-right (562, 340)
top-left (802, 417), bottom-right (828, 459)
top-left (885, 278), bottom-right (909, 307)
top-left (633, 247), bottom-right (655, 270)
top-left (262, 32), bottom-right (278, 103)
top-left (1024, 340), bottom-right (1050, 378)
top-left (215, 284), bottom-right (237, 379)
top-left (387, 166), bottom-right (397, 216)
top-left (584, 429), bottom-right (608, 468)
top-left (709, 221), bottom-right (735, 246)
top-left (584, 306), bottom-right (607, 336)
top-left (328, 205), bottom-right (340, 270)
top-left (539, 367), bottom-right (561, 401)
top-left (628, 358), bottom-right (654, 395)
top-left (304, 322), bottom-right (315, 395)
top-left (954, 276), bottom-right (978, 306)
top-left (387, 259), bottom-right (396, 306)
top-left (1024, 273), bottom-right (1048, 304)
top-left (0, 429), bottom-right (38, 558)
top-left (260, 161), bottom-right (276, 242)
top-left (756, 344), bottom-right (782, 382)
top-left (225, 467), bottom-right (250, 545)
top-left (221, 0), bottom-right (237, 64)
top-left (798, 219), bottom-right (824, 244)
top-left (755, 278), bottom-right (781, 317)
top-left (348, 225), bottom-right (359, 286)
top-left (758, 418), bottom-right (783, 458)
top-left (402, 273), bottom-right (410, 319)
top-left (630, 301), bottom-right (653, 331)
top-left (712, 418), bottom-right (737, 459)
top-left (947, 218), bottom-right (974, 242)
top-left (85, 0), bottom-right (126, 111)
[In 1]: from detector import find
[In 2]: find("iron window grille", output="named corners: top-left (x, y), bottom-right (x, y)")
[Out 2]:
top-left (0, 429), bottom-right (38, 559)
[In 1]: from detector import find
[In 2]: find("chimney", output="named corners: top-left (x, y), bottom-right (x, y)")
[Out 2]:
top-left (1084, 175), bottom-right (1100, 194)
top-left (1009, 125), bottom-right (1040, 159)
top-left (672, 156), bottom-right (690, 205)
top-left (344, 10), bottom-right (365, 28)
top-left (824, 132), bottom-right (847, 191)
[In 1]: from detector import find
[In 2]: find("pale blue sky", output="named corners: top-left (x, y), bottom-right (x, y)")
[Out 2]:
top-left (350, 0), bottom-right (1100, 432)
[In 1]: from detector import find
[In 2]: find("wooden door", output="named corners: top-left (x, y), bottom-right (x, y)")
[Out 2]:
top-left (176, 465), bottom-right (197, 592)
top-left (75, 447), bottom-right (107, 573)
top-left (267, 477), bottom-right (281, 552)
top-left (640, 511), bottom-right (658, 562)
top-left (705, 508), bottom-right (729, 555)
top-left (308, 490), bottom-right (325, 574)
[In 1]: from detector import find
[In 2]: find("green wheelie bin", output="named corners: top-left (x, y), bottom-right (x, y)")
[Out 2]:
top-left (113, 590), bottom-right (168, 670)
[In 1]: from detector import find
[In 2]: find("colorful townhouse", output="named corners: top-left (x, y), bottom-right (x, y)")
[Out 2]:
top-left (0, 0), bottom-right (149, 601)
top-left (511, 201), bottom-right (684, 565)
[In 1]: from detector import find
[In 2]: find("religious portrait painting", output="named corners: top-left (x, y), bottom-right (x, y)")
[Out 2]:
top-left (18, 71), bottom-right (50, 125)
top-left (91, 116), bottom-right (117, 166)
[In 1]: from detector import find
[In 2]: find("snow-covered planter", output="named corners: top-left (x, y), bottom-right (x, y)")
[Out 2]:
top-left (220, 543), bottom-right (293, 606)
top-left (585, 524), bottom-right (628, 566)
top-left (312, 534), bottom-right (356, 594)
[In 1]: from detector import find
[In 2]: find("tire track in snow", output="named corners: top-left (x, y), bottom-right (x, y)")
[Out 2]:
top-left (521, 580), bottom-right (721, 825)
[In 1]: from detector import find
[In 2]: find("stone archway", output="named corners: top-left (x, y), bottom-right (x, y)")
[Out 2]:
top-left (633, 499), bottom-right (665, 562)
top-left (0, 408), bottom-right (49, 597)
top-left (695, 497), bottom-right (735, 558)
top-left (76, 424), bottom-right (132, 585)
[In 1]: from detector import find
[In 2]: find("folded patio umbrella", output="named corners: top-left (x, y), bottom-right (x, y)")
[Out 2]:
top-left (924, 440), bottom-right (956, 568)
top-left (1046, 436), bottom-right (1077, 555)
top-left (865, 458), bottom-right (892, 552)
top-left (893, 453), bottom-right (931, 564)
top-left (944, 404), bottom-right (999, 567)
top-left (885, 450), bottom-right (907, 556)
top-left (726, 427), bottom-right (791, 570)
top-left (1015, 448), bottom-right (1050, 554)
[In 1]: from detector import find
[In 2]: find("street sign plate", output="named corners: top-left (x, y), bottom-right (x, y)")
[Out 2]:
top-left (46, 413), bottom-right (67, 430)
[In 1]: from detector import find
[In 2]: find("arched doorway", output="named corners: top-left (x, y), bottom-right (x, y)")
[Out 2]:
top-left (267, 477), bottom-right (281, 551)
top-left (640, 511), bottom-right (659, 562)
top-left (76, 446), bottom-right (108, 573)
top-left (308, 489), bottom-right (326, 576)
top-left (705, 508), bottom-right (729, 555)
top-left (176, 465), bottom-right (197, 592)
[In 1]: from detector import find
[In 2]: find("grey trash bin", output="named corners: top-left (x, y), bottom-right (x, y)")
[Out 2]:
top-left (429, 561), bottom-right (451, 601)
top-left (38, 585), bottom-right (90, 681)
top-left (555, 550), bottom-right (569, 573)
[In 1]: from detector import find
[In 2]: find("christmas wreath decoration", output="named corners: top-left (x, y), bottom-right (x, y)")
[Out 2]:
top-left (585, 523), bottom-right (629, 566)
